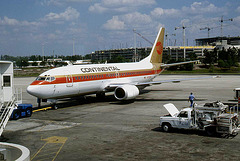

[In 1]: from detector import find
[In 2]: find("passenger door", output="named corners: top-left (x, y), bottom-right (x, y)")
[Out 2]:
top-left (177, 111), bottom-right (190, 129)
top-left (66, 75), bottom-right (73, 87)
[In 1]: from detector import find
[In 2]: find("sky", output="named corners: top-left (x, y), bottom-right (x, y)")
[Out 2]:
top-left (0, 0), bottom-right (240, 57)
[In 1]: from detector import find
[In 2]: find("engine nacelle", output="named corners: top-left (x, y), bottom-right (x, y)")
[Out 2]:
top-left (114, 85), bottom-right (139, 100)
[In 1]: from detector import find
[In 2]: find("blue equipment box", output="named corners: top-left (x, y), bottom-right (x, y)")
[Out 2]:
top-left (10, 104), bottom-right (33, 120)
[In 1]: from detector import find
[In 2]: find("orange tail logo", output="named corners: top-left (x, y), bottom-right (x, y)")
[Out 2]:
top-left (150, 28), bottom-right (165, 64)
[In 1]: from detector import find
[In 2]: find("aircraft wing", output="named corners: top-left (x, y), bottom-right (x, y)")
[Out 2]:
top-left (105, 76), bottom-right (218, 90)
top-left (136, 76), bottom-right (218, 86)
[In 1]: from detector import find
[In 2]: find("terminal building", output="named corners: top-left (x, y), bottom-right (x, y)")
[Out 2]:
top-left (196, 36), bottom-right (240, 46)
top-left (91, 46), bottom-right (214, 63)
top-left (91, 36), bottom-right (240, 63)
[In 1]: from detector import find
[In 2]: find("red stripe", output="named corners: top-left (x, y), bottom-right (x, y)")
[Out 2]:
top-left (30, 69), bottom-right (162, 86)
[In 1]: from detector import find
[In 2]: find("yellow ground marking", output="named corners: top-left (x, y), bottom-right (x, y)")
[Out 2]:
top-left (31, 136), bottom-right (68, 161)
top-left (33, 107), bottom-right (52, 113)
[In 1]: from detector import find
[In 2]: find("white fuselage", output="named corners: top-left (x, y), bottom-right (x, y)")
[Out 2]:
top-left (27, 27), bottom-right (165, 101)
top-left (27, 61), bottom-right (161, 99)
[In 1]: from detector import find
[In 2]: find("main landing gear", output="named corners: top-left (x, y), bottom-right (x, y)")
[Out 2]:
top-left (96, 92), bottom-right (105, 100)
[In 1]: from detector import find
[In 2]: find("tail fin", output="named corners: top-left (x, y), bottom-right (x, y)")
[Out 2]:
top-left (140, 27), bottom-right (165, 64)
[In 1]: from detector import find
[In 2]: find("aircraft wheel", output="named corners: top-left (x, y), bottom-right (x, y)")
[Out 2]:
top-left (51, 105), bottom-right (58, 110)
top-left (96, 92), bottom-right (105, 99)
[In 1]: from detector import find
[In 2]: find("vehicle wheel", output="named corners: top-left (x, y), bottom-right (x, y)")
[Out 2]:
top-left (206, 127), bottom-right (216, 136)
top-left (26, 108), bottom-right (32, 117)
top-left (12, 110), bottom-right (21, 120)
top-left (162, 123), bottom-right (172, 132)
top-left (51, 105), bottom-right (58, 110)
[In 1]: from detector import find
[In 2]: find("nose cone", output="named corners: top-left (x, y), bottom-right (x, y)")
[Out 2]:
top-left (27, 85), bottom-right (41, 98)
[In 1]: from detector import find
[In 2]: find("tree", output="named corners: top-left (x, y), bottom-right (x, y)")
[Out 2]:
top-left (218, 47), bottom-right (239, 69)
top-left (203, 48), bottom-right (218, 67)
top-left (16, 57), bottom-right (29, 67)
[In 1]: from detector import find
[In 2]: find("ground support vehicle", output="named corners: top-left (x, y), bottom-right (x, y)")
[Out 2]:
top-left (10, 104), bottom-right (32, 120)
top-left (160, 101), bottom-right (240, 137)
top-left (234, 88), bottom-right (240, 100)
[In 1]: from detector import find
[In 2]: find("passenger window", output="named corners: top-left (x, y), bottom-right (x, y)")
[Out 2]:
top-left (178, 111), bottom-right (188, 118)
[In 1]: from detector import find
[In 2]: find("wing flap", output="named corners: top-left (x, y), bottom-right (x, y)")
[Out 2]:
top-left (104, 76), bottom-right (218, 90)
top-left (136, 76), bottom-right (218, 86)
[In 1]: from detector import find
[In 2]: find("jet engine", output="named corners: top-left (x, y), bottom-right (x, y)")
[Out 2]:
top-left (114, 85), bottom-right (139, 100)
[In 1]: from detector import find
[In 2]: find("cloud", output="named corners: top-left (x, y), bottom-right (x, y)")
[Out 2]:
top-left (236, 6), bottom-right (240, 12)
top-left (89, 3), bottom-right (107, 13)
top-left (101, 0), bottom-right (156, 7)
top-left (151, 8), bottom-right (180, 18)
top-left (42, 7), bottom-right (80, 23)
top-left (89, 0), bottom-right (156, 13)
top-left (103, 12), bottom-right (152, 30)
top-left (182, 2), bottom-right (225, 15)
top-left (103, 16), bottom-right (125, 30)
top-left (121, 12), bottom-right (152, 25)
top-left (151, 2), bottom-right (225, 20)
top-left (0, 16), bottom-right (41, 26)
top-left (41, 0), bottom-right (91, 6)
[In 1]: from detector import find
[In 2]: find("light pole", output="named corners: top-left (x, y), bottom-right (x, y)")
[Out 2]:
top-left (175, 23), bottom-right (186, 61)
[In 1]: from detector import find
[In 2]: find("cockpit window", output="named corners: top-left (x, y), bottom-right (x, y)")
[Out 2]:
top-left (51, 77), bottom-right (55, 81)
top-left (46, 76), bottom-right (56, 82)
top-left (45, 77), bottom-right (51, 81)
top-left (36, 76), bottom-right (46, 81)
top-left (36, 76), bottom-right (55, 82)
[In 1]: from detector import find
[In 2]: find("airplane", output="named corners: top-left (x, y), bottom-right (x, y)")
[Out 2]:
top-left (27, 27), bottom-right (214, 108)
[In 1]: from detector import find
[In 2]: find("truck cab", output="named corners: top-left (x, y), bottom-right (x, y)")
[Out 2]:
top-left (160, 102), bottom-right (240, 137)
top-left (160, 103), bottom-right (194, 132)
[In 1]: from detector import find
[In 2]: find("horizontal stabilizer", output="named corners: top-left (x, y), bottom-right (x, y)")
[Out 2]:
top-left (161, 60), bottom-right (197, 68)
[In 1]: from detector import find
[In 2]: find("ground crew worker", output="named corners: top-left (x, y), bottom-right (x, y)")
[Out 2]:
top-left (188, 92), bottom-right (195, 107)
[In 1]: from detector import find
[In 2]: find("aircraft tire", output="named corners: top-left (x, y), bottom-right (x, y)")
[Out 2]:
top-left (51, 105), bottom-right (58, 110)
top-left (96, 92), bottom-right (105, 99)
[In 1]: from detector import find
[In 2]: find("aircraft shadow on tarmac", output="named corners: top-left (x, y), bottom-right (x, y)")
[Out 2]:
top-left (35, 89), bottom-right (207, 109)
top-left (140, 89), bottom-right (183, 94)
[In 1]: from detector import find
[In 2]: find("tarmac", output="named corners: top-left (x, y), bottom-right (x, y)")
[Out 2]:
top-left (3, 75), bottom-right (240, 161)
